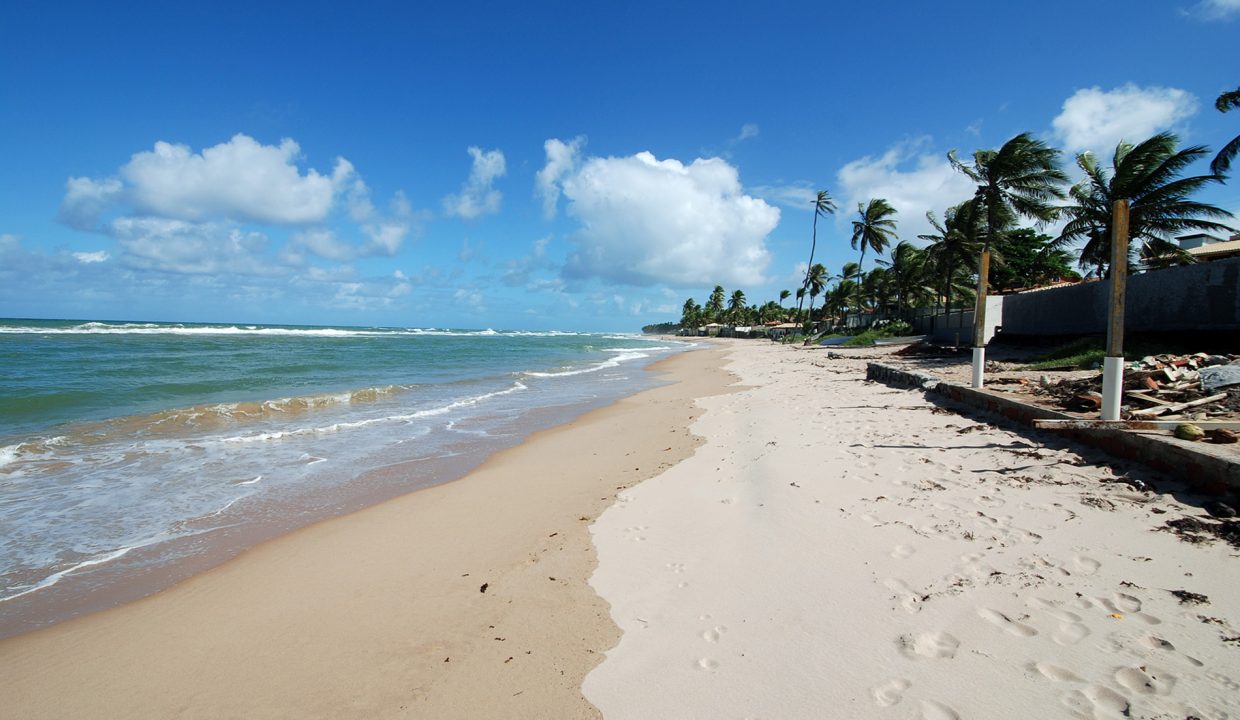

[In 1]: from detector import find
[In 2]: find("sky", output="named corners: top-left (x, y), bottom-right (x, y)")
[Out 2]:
top-left (1, 0), bottom-right (1237, 331)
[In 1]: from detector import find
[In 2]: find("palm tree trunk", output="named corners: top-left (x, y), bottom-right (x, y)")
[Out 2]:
top-left (798, 214), bottom-right (820, 318)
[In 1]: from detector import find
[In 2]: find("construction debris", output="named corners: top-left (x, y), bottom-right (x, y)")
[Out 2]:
top-left (1027, 354), bottom-right (1240, 423)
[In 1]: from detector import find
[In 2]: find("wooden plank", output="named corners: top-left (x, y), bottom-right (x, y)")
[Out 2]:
top-left (972, 249), bottom-right (990, 348)
top-left (1034, 419), bottom-right (1240, 431)
top-left (1124, 390), bottom-right (1173, 406)
top-left (1129, 393), bottom-right (1228, 417)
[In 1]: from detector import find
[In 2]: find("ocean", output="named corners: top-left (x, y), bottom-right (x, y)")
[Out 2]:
top-left (0, 318), bottom-right (688, 636)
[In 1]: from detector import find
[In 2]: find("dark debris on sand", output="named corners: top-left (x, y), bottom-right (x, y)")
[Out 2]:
top-left (1161, 516), bottom-right (1240, 549)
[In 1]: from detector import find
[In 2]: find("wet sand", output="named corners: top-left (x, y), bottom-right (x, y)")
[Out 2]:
top-left (0, 347), bottom-right (736, 719)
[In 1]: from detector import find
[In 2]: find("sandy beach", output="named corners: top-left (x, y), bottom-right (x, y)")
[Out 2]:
top-left (0, 348), bottom-right (735, 719)
top-left (586, 341), bottom-right (1239, 719)
top-left (3, 340), bottom-right (1238, 719)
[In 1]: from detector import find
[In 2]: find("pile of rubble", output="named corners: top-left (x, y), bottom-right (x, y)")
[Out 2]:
top-left (1032, 353), bottom-right (1240, 421)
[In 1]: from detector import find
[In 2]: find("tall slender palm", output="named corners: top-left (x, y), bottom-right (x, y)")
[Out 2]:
top-left (949, 132), bottom-right (1067, 347)
top-left (778, 289), bottom-right (791, 312)
top-left (727, 289), bottom-right (747, 323)
top-left (1058, 133), bottom-right (1232, 275)
top-left (849, 198), bottom-right (899, 326)
top-left (797, 191), bottom-right (837, 318)
top-left (1212, 86), bottom-right (1240, 177)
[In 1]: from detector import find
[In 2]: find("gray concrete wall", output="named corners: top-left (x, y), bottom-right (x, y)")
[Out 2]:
top-left (1000, 257), bottom-right (1240, 336)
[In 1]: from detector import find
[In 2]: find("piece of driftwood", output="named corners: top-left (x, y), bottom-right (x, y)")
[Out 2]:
top-left (1034, 418), bottom-right (1240, 431)
top-left (1129, 393), bottom-right (1228, 418)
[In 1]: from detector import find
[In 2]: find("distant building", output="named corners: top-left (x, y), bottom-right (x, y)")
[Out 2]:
top-left (1179, 232), bottom-right (1240, 262)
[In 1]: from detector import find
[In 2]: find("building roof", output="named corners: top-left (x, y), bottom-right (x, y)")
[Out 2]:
top-left (1188, 238), bottom-right (1240, 259)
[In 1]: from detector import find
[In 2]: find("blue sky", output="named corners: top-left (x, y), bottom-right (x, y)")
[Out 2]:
top-left (1, 0), bottom-right (1237, 331)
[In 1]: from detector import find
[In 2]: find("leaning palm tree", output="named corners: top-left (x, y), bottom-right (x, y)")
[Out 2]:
top-left (727, 289), bottom-right (747, 323)
top-left (949, 133), bottom-right (1067, 354)
top-left (778, 289), bottom-right (791, 312)
top-left (1212, 86), bottom-right (1240, 177)
top-left (1058, 133), bottom-right (1232, 276)
top-left (797, 191), bottom-right (837, 319)
top-left (849, 198), bottom-right (899, 327)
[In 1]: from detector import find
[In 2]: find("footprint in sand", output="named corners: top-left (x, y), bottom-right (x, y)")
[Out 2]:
top-left (1061, 684), bottom-right (1131, 718)
top-left (871, 678), bottom-right (910, 707)
top-left (891, 544), bottom-right (916, 559)
top-left (977, 608), bottom-right (1038, 637)
top-left (701, 625), bottom-right (727, 643)
top-left (695, 658), bottom-right (720, 671)
top-left (1072, 555), bottom-right (1101, 575)
top-left (624, 525), bottom-right (648, 542)
top-left (665, 562), bottom-right (685, 574)
top-left (1031, 662), bottom-right (1084, 683)
top-left (920, 699), bottom-right (961, 720)
top-left (884, 578), bottom-right (926, 613)
top-left (1115, 665), bottom-right (1175, 695)
top-left (899, 631), bottom-right (960, 659)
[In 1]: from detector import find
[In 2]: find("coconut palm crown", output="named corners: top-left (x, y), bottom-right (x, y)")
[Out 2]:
top-left (1057, 132), bottom-right (1233, 275)
top-left (1212, 86), bottom-right (1240, 177)
top-left (948, 132), bottom-right (1068, 252)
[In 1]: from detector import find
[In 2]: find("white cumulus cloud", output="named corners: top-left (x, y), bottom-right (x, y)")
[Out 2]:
top-left (1052, 85), bottom-right (1198, 154)
top-left (536, 136), bottom-right (585, 218)
top-left (59, 177), bottom-right (124, 230)
top-left (109, 217), bottom-right (280, 276)
top-left (72, 250), bottom-right (110, 263)
top-left (836, 139), bottom-right (976, 243)
top-left (551, 147), bottom-right (779, 287)
top-left (119, 134), bottom-right (351, 223)
top-left (443, 146), bottom-right (506, 219)
top-left (1187, 0), bottom-right (1240, 19)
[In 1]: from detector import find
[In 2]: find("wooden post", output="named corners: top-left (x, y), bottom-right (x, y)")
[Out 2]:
top-left (1101, 200), bottom-right (1129, 420)
top-left (970, 249), bottom-right (990, 388)
top-left (1106, 200), bottom-right (1129, 357)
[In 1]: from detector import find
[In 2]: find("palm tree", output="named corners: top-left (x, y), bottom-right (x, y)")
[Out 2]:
top-left (876, 241), bottom-right (931, 317)
top-left (1058, 133), bottom-right (1232, 276)
top-left (705, 285), bottom-right (726, 323)
top-left (920, 201), bottom-right (984, 314)
top-left (849, 198), bottom-right (899, 327)
top-left (949, 132), bottom-right (1067, 348)
top-left (680, 298), bottom-right (702, 332)
top-left (727, 289), bottom-right (747, 323)
top-left (1212, 86), bottom-right (1240, 177)
top-left (797, 191), bottom-right (837, 318)
top-left (804, 263), bottom-right (828, 336)
top-left (778, 289), bottom-right (791, 312)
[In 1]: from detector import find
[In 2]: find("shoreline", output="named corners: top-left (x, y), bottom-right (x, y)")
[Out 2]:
top-left (0, 344), bottom-right (692, 640)
top-left (0, 345), bottom-right (736, 718)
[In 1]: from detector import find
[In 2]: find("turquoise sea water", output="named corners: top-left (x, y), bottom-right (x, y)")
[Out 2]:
top-left (0, 318), bottom-right (687, 634)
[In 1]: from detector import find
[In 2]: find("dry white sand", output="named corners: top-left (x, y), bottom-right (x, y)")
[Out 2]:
top-left (585, 340), bottom-right (1240, 719)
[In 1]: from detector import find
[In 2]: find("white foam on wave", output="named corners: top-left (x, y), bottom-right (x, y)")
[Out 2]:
top-left (0, 323), bottom-right (601, 339)
top-left (217, 381), bottom-right (528, 444)
top-left (0, 535), bottom-right (163, 603)
top-left (523, 351), bottom-right (650, 378)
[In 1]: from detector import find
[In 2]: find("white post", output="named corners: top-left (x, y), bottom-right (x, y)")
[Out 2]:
top-left (972, 347), bottom-right (985, 389)
top-left (970, 250), bottom-right (991, 390)
top-left (1101, 356), bottom-right (1124, 421)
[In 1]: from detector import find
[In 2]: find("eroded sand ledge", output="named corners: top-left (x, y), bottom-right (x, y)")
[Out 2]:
top-left (585, 341), bottom-right (1240, 719)
top-left (0, 347), bottom-right (736, 719)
